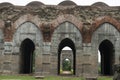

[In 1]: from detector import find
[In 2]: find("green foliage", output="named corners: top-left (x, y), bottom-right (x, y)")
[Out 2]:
top-left (98, 62), bottom-right (101, 74)
top-left (62, 59), bottom-right (71, 71)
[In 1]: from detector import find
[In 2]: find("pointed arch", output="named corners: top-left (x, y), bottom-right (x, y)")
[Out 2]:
top-left (91, 16), bottom-right (120, 35)
top-left (13, 14), bottom-right (42, 30)
top-left (58, 38), bottom-right (76, 75)
top-left (20, 38), bottom-right (35, 74)
top-left (51, 21), bottom-right (82, 75)
top-left (13, 21), bottom-right (43, 47)
top-left (51, 21), bottom-right (82, 44)
top-left (99, 39), bottom-right (115, 75)
top-left (12, 21), bottom-right (43, 74)
top-left (51, 14), bottom-right (83, 33)
top-left (91, 22), bottom-right (119, 76)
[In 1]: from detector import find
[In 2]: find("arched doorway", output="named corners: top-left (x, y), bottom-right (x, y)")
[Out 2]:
top-left (98, 39), bottom-right (115, 75)
top-left (60, 46), bottom-right (73, 74)
top-left (58, 38), bottom-right (76, 75)
top-left (20, 38), bottom-right (35, 74)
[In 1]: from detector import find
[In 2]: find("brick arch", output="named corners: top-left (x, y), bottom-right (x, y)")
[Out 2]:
top-left (14, 21), bottom-right (40, 34)
top-left (12, 14), bottom-right (44, 41)
top-left (13, 14), bottom-right (42, 31)
top-left (51, 14), bottom-right (83, 33)
top-left (89, 16), bottom-right (120, 42)
top-left (91, 16), bottom-right (120, 33)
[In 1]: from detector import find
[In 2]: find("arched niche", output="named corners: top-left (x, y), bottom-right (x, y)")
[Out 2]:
top-left (58, 38), bottom-right (75, 75)
top-left (20, 38), bottom-right (35, 74)
top-left (13, 21), bottom-right (43, 73)
top-left (99, 39), bottom-right (114, 75)
top-left (51, 21), bottom-right (82, 75)
top-left (91, 23), bottom-right (120, 76)
top-left (13, 21), bottom-right (42, 47)
top-left (51, 21), bottom-right (82, 52)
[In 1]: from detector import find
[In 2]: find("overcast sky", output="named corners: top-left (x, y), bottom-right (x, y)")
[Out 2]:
top-left (0, 0), bottom-right (120, 6)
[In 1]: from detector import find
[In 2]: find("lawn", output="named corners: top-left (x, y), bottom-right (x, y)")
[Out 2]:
top-left (0, 75), bottom-right (35, 80)
top-left (0, 75), bottom-right (113, 80)
top-left (98, 76), bottom-right (113, 80)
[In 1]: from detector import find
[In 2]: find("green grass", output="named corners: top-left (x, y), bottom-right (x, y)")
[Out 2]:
top-left (98, 76), bottom-right (113, 80)
top-left (0, 75), bottom-right (113, 80)
top-left (0, 75), bottom-right (36, 80)
top-left (44, 76), bottom-right (84, 80)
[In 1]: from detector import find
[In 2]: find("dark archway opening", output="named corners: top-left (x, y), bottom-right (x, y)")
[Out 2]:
top-left (58, 38), bottom-right (76, 75)
top-left (99, 40), bottom-right (115, 76)
top-left (20, 38), bottom-right (35, 74)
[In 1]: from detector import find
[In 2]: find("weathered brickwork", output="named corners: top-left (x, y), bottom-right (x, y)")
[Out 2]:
top-left (0, 0), bottom-right (120, 77)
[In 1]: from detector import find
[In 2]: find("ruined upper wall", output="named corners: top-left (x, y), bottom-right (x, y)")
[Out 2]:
top-left (0, 1), bottom-right (120, 22)
top-left (0, 1), bottom-right (120, 42)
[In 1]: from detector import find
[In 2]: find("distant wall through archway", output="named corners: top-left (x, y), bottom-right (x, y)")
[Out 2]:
top-left (58, 38), bottom-right (75, 75)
